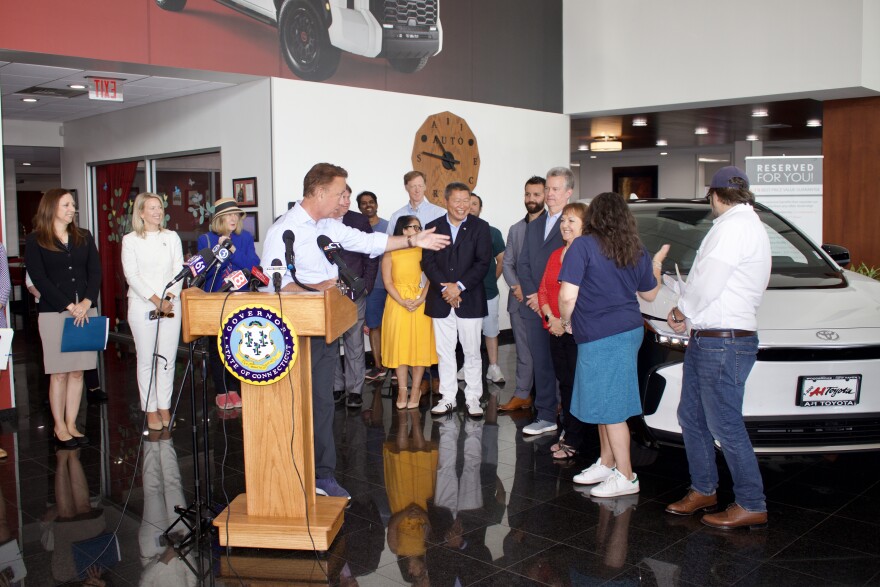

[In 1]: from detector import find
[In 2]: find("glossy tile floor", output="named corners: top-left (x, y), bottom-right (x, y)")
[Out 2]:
top-left (1, 323), bottom-right (879, 586)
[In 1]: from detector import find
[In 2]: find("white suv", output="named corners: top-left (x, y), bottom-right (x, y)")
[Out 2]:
top-left (157, 0), bottom-right (442, 81)
top-left (633, 200), bottom-right (880, 454)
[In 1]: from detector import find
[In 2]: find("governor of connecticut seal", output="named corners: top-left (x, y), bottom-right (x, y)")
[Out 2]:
top-left (218, 305), bottom-right (298, 386)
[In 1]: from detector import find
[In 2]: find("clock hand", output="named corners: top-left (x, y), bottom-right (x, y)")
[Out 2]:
top-left (421, 151), bottom-right (461, 165)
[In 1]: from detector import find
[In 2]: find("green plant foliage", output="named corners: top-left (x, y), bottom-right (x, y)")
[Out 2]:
top-left (850, 262), bottom-right (880, 280)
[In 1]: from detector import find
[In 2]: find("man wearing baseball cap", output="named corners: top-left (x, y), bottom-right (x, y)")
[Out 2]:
top-left (663, 166), bottom-right (772, 530)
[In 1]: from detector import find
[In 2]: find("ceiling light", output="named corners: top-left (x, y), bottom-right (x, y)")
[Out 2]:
top-left (590, 155), bottom-right (597, 159)
top-left (656, 139), bottom-right (667, 146)
top-left (660, 152), bottom-right (668, 156)
top-left (752, 109), bottom-right (769, 118)
top-left (22, 162), bottom-right (32, 166)
top-left (590, 136), bottom-right (623, 152)
top-left (694, 127), bottom-right (708, 135)
top-left (806, 119), bottom-right (822, 127)
top-left (632, 117), bottom-right (647, 127)
top-left (577, 144), bottom-right (589, 151)
top-left (746, 134), bottom-right (759, 141)
top-left (21, 97), bottom-right (38, 103)
top-left (68, 83), bottom-right (87, 90)
top-left (570, 162), bottom-right (581, 167)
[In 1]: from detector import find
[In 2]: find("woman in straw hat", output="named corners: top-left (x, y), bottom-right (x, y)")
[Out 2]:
top-left (196, 197), bottom-right (260, 410)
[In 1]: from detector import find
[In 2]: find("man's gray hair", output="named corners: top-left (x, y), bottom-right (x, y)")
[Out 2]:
top-left (546, 166), bottom-right (575, 191)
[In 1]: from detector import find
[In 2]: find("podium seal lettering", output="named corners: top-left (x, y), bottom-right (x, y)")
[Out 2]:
top-left (218, 305), bottom-right (298, 385)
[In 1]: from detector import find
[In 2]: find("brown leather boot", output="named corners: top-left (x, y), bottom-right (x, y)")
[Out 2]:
top-left (665, 490), bottom-right (718, 516)
top-left (701, 504), bottom-right (768, 530)
top-left (498, 396), bottom-right (533, 412)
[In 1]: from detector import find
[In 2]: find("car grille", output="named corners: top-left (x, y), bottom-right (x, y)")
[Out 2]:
top-left (745, 417), bottom-right (880, 448)
top-left (758, 345), bottom-right (880, 362)
top-left (383, 0), bottom-right (438, 26)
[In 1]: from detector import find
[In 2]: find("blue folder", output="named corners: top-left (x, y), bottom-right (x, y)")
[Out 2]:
top-left (61, 316), bottom-right (109, 352)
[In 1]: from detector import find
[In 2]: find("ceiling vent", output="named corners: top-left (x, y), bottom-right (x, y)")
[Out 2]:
top-left (19, 86), bottom-right (88, 99)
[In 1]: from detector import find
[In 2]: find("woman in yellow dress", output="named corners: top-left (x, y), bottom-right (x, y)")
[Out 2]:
top-left (381, 215), bottom-right (438, 409)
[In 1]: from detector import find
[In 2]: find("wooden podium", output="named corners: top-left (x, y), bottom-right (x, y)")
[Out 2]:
top-left (180, 287), bottom-right (356, 550)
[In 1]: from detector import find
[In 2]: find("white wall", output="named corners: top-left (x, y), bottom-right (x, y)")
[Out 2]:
top-left (2, 120), bottom-right (63, 147)
top-left (61, 79), bottom-right (273, 244)
top-left (564, 0), bottom-right (880, 115)
top-left (271, 78), bottom-right (571, 330)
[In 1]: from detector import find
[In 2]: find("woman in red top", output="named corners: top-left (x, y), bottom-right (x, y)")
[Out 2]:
top-left (538, 202), bottom-right (589, 460)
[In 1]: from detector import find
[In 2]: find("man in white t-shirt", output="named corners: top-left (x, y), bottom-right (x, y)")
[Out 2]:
top-left (664, 166), bottom-right (771, 530)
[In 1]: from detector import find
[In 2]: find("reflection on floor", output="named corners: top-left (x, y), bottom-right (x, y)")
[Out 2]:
top-left (1, 329), bottom-right (879, 586)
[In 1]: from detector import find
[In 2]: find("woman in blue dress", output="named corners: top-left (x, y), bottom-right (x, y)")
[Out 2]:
top-left (197, 197), bottom-right (260, 410)
top-left (558, 192), bottom-right (668, 498)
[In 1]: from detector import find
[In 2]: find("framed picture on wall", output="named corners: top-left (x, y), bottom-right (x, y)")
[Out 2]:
top-left (243, 212), bottom-right (259, 241)
top-left (233, 177), bottom-right (257, 207)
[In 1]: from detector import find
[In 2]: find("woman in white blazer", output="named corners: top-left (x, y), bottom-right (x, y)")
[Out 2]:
top-left (121, 193), bottom-right (183, 431)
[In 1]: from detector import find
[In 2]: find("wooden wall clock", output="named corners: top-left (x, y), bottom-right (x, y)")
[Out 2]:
top-left (411, 111), bottom-right (480, 207)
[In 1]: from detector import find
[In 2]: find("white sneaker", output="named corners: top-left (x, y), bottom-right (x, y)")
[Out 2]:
top-left (431, 399), bottom-right (455, 415)
top-left (466, 403), bottom-right (483, 418)
top-left (522, 419), bottom-right (557, 436)
top-left (590, 469), bottom-right (640, 498)
top-left (486, 364), bottom-right (505, 383)
top-left (456, 367), bottom-right (465, 381)
top-left (573, 458), bottom-right (614, 485)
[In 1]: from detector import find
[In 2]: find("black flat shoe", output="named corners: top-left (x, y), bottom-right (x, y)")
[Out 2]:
top-left (73, 435), bottom-right (90, 446)
top-left (87, 388), bottom-right (108, 404)
top-left (54, 434), bottom-right (79, 449)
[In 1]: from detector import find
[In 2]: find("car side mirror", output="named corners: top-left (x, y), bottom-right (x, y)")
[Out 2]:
top-left (822, 243), bottom-right (850, 268)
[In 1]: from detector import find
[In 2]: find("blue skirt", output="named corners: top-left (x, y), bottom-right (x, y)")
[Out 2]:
top-left (571, 326), bottom-right (643, 425)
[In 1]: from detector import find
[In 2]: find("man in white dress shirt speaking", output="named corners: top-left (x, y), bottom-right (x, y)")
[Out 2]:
top-left (664, 166), bottom-right (771, 530)
top-left (261, 163), bottom-right (450, 501)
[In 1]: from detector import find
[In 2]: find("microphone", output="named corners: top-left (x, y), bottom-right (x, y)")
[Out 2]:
top-left (191, 239), bottom-right (234, 289)
top-left (250, 265), bottom-right (270, 291)
top-left (282, 230), bottom-right (296, 271)
top-left (166, 246), bottom-right (216, 289)
top-left (264, 258), bottom-right (286, 293)
top-left (219, 269), bottom-right (251, 292)
top-left (316, 235), bottom-right (366, 300)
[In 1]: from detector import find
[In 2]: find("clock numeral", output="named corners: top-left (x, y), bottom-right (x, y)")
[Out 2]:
top-left (433, 189), bottom-right (439, 197)
top-left (473, 157), bottom-right (479, 165)
top-left (468, 177), bottom-right (475, 185)
top-left (416, 154), bottom-right (422, 163)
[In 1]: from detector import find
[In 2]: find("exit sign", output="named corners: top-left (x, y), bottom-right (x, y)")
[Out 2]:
top-left (89, 78), bottom-right (123, 102)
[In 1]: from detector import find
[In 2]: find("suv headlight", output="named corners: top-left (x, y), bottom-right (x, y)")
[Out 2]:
top-left (644, 317), bottom-right (689, 350)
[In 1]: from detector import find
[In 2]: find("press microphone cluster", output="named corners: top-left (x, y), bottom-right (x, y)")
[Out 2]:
top-left (190, 239), bottom-right (234, 289)
top-left (166, 246), bottom-right (215, 289)
top-left (316, 235), bottom-right (366, 300)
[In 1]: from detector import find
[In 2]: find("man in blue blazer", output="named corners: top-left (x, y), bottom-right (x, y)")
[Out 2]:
top-left (422, 182), bottom-right (493, 417)
top-left (516, 167), bottom-right (575, 436)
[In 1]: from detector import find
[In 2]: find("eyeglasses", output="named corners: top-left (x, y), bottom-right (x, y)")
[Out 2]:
top-left (405, 225), bottom-right (422, 232)
top-left (705, 190), bottom-right (713, 202)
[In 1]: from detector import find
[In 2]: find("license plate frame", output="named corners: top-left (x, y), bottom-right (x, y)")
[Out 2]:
top-left (797, 374), bottom-right (861, 407)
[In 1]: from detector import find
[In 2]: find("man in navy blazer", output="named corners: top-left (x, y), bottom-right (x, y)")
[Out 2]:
top-left (422, 182), bottom-right (493, 417)
top-left (516, 167), bottom-right (575, 436)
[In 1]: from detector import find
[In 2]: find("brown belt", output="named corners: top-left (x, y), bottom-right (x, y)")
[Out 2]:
top-left (690, 329), bottom-right (757, 339)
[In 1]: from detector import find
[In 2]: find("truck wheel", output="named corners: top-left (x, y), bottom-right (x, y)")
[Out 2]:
top-left (278, 0), bottom-right (341, 82)
top-left (387, 56), bottom-right (430, 74)
top-left (155, 0), bottom-right (187, 11)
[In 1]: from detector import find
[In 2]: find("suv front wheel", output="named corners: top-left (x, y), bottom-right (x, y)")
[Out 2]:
top-left (155, 0), bottom-right (187, 12)
top-left (278, 0), bottom-right (341, 81)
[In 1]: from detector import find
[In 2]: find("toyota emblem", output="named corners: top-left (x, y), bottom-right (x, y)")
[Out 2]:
top-left (815, 330), bottom-right (840, 341)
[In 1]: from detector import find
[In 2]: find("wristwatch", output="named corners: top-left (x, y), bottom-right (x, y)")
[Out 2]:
top-left (544, 314), bottom-right (552, 324)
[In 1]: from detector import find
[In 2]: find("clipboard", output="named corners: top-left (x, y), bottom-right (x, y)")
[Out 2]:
top-left (61, 317), bottom-right (109, 352)
top-left (0, 328), bottom-right (13, 370)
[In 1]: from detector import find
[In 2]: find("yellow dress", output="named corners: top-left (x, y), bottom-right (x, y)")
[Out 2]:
top-left (380, 248), bottom-right (438, 368)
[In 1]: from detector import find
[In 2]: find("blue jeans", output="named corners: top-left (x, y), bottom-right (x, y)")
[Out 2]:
top-left (677, 334), bottom-right (765, 512)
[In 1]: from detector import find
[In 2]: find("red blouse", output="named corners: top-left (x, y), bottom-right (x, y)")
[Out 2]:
top-left (537, 247), bottom-right (565, 331)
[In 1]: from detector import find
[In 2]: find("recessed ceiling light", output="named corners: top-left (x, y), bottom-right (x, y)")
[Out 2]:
top-left (577, 144), bottom-right (589, 151)
top-left (660, 152), bottom-right (668, 156)
top-left (806, 119), bottom-right (822, 127)
top-left (632, 117), bottom-right (647, 127)
top-left (694, 127), bottom-right (708, 135)
top-left (68, 83), bottom-right (87, 90)
top-left (590, 155), bottom-right (597, 159)
top-left (570, 162), bottom-right (581, 167)
top-left (746, 134), bottom-right (759, 141)
top-left (656, 139), bottom-right (667, 146)
top-left (752, 109), bottom-right (769, 118)
top-left (22, 162), bottom-right (32, 166)
top-left (21, 97), bottom-right (38, 103)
